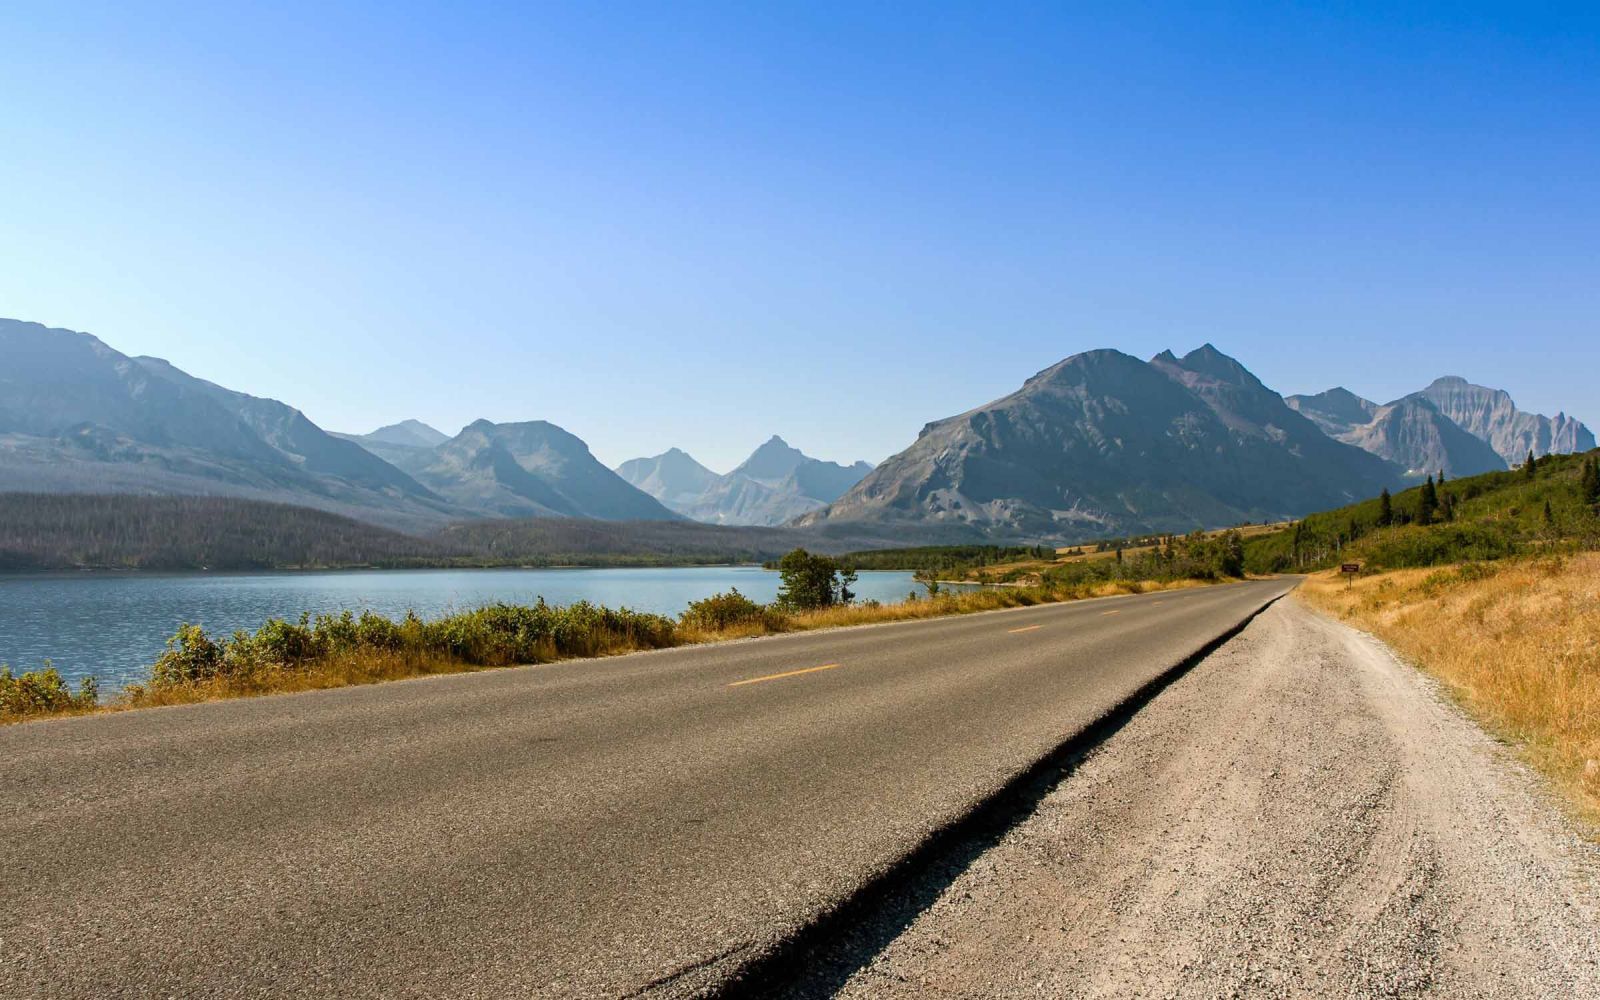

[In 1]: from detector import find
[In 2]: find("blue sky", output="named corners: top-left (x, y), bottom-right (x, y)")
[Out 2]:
top-left (2, 2), bottom-right (1595, 471)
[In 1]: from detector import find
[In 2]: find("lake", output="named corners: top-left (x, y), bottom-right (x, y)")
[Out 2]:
top-left (0, 566), bottom-right (921, 688)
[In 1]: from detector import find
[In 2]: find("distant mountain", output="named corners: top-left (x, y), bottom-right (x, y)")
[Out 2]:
top-left (1287, 389), bottom-right (1506, 478)
top-left (353, 420), bottom-right (450, 449)
top-left (616, 435), bottom-right (875, 526)
top-left (1416, 376), bottom-right (1595, 466)
top-left (412, 420), bottom-right (680, 520)
top-left (332, 420), bottom-right (453, 474)
top-left (0, 319), bottom-right (466, 532)
top-left (614, 448), bottom-right (721, 509)
top-left (1283, 387), bottom-right (1378, 438)
top-left (800, 345), bottom-right (1402, 540)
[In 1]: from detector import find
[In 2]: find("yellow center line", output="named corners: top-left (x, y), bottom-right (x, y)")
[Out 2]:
top-left (1101, 609), bottom-right (1121, 616)
top-left (728, 663), bottom-right (841, 688)
top-left (1007, 624), bottom-right (1043, 634)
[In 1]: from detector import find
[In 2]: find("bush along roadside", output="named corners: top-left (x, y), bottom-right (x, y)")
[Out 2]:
top-left (4, 547), bottom-right (1239, 724)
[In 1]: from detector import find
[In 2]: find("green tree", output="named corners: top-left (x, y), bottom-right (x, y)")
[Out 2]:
top-left (1525, 450), bottom-right (1537, 480)
top-left (1582, 456), bottom-right (1600, 509)
top-left (775, 548), bottom-right (855, 610)
top-left (1543, 498), bottom-right (1555, 526)
top-left (911, 567), bottom-right (942, 598)
top-left (1417, 476), bottom-right (1438, 525)
top-left (1377, 488), bottom-right (1393, 527)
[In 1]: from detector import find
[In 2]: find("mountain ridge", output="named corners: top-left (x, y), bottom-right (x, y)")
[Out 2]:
top-left (616, 435), bottom-right (874, 526)
top-left (800, 345), bottom-right (1404, 540)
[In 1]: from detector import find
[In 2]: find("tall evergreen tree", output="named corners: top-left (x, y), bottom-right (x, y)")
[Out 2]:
top-left (1377, 488), bottom-right (1393, 527)
top-left (1418, 475), bottom-right (1439, 524)
top-left (1583, 456), bottom-right (1600, 509)
top-left (1525, 450), bottom-right (1537, 479)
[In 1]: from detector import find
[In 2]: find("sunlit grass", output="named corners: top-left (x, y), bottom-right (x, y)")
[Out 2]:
top-left (1300, 553), bottom-right (1600, 827)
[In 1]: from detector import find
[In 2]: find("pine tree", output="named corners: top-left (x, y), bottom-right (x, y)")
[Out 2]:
top-left (1377, 488), bottom-right (1393, 527)
top-left (1418, 475), bottom-right (1438, 524)
top-left (1525, 450), bottom-right (1537, 480)
top-left (1582, 456), bottom-right (1600, 510)
top-left (1543, 498), bottom-right (1555, 526)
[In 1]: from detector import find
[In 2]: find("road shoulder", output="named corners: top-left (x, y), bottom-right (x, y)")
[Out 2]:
top-left (793, 598), bottom-right (1600, 998)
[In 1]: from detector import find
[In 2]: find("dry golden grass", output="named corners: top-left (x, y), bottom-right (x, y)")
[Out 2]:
top-left (1300, 553), bottom-right (1600, 826)
top-left (6, 576), bottom-right (1227, 724)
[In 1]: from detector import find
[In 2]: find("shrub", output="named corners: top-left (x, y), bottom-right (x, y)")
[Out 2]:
top-left (1, 664), bottom-right (98, 718)
top-left (151, 624), bottom-right (225, 686)
top-left (680, 589), bottom-right (783, 631)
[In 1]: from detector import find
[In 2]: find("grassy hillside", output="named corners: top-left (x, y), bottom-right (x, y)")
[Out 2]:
top-left (1243, 450), bottom-right (1600, 574)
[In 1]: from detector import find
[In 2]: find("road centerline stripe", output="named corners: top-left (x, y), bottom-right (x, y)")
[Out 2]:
top-left (1101, 609), bottom-right (1121, 616)
top-left (728, 663), bottom-right (841, 687)
top-left (1007, 625), bottom-right (1043, 634)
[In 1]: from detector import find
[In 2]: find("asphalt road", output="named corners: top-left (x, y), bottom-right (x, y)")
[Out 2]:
top-left (2, 578), bottom-right (1292, 999)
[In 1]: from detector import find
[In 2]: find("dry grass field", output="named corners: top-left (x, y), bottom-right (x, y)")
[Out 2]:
top-left (1300, 554), bottom-right (1600, 826)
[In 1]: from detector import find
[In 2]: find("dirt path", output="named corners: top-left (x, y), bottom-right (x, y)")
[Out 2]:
top-left (798, 598), bottom-right (1600, 998)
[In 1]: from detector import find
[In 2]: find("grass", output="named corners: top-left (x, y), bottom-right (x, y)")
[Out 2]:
top-left (1245, 449), bottom-right (1600, 575)
top-left (1299, 554), bottom-right (1600, 828)
top-left (1, 575), bottom-right (1223, 726)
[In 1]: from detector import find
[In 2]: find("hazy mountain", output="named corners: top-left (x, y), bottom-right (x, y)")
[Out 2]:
top-left (800, 345), bottom-right (1402, 540)
top-left (1284, 387), bottom-right (1378, 438)
top-left (1287, 389), bottom-right (1507, 478)
top-left (356, 420), bottom-right (450, 449)
top-left (614, 448), bottom-right (721, 509)
top-left (1416, 376), bottom-right (1595, 466)
top-left (0, 319), bottom-right (465, 532)
top-left (617, 435), bottom-right (875, 526)
top-left (332, 420), bottom-right (452, 475)
top-left (415, 420), bottom-right (680, 520)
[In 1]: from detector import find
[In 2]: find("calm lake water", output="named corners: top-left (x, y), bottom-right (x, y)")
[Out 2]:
top-left (0, 567), bottom-right (920, 687)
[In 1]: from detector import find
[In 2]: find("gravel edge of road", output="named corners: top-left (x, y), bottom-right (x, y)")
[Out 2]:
top-left (689, 589), bottom-right (1291, 998)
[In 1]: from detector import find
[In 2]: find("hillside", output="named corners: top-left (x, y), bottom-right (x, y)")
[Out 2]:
top-left (1243, 450), bottom-right (1600, 574)
top-left (0, 494), bottom-right (456, 571)
top-left (0, 494), bottom-right (914, 571)
top-left (0, 320), bottom-right (468, 532)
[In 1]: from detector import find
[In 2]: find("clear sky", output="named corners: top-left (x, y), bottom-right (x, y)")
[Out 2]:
top-left (2, 2), bottom-right (1595, 472)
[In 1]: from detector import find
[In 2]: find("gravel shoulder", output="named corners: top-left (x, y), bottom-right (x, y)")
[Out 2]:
top-left (796, 597), bottom-right (1600, 998)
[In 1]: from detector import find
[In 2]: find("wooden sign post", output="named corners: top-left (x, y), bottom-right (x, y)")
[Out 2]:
top-left (1340, 562), bottom-right (1361, 588)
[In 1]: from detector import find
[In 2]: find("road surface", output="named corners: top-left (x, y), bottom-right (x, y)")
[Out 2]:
top-left (2, 579), bottom-right (1291, 999)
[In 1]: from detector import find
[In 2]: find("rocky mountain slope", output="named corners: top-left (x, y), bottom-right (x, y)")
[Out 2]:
top-left (1417, 376), bottom-right (1594, 465)
top-left (617, 436), bottom-right (874, 526)
top-left (0, 319), bottom-right (466, 532)
top-left (614, 448), bottom-right (721, 510)
top-left (800, 346), bottom-right (1403, 541)
top-left (402, 420), bottom-right (680, 520)
top-left (1287, 389), bottom-right (1506, 477)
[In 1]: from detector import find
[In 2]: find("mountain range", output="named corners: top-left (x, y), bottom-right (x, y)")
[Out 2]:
top-left (800, 346), bottom-right (1404, 538)
top-left (616, 436), bottom-right (874, 526)
top-left (2, 317), bottom-right (1592, 542)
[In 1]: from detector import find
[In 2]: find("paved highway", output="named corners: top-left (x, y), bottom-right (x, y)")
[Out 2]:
top-left (2, 578), bottom-right (1292, 998)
